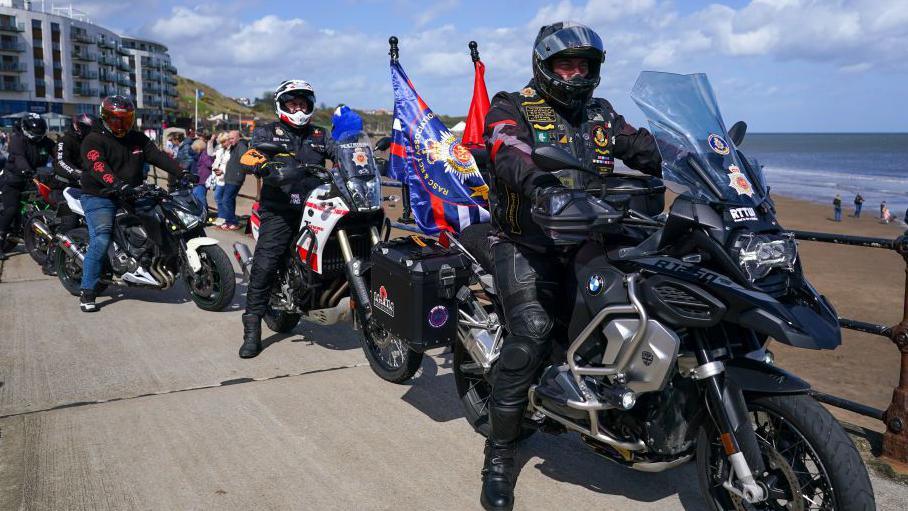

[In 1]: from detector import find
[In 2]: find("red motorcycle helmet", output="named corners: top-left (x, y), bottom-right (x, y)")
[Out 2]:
top-left (99, 95), bottom-right (135, 138)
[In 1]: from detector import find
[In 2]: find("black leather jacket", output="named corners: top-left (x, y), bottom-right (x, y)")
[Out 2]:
top-left (241, 120), bottom-right (334, 213)
top-left (483, 81), bottom-right (662, 246)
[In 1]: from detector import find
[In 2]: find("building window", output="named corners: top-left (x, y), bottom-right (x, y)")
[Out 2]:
top-left (51, 22), bottom-right (59, 33)
top-left (54, 87), bottom-right (63, 99)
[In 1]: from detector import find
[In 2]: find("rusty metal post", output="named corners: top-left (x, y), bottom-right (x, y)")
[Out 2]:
top-left (883, 233), bottom-right (908, 466)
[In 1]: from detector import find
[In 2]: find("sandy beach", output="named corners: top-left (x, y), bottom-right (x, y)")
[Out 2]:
top-left (759, 195), bottom-right (905, 432)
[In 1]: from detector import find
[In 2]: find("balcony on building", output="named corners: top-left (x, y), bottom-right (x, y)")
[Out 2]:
top-left (33, 58), bottom-right (44, 69)
top-left (97, 39), bottom-right (115, 50)
top-left (35, 78), bottom-right (46, 88)
top-left (164, 64), bottom-right (177, 74)
top-left (0, 80), bottom-right (28, 92)
top-left (0, 40), bottom-right (25, 52)
top-left (0, 20), bottom-right (25, 33)
top-left (72, 66), bottom-right (98, 79)
top-left (117, 74), bottom-right (131, 86)
top-left (51, 42), bottom-right (61, 52)
top-left (73, 84), bottom-right (98, 97)
top-left (0, 60), bottom-right (26, 72)
top-left (163, 98), bottom-right (177, 109)
top-left (72, 49), bottom-right (98, 61)
top-left (116, 45), bottom-right (129, 56)
top-left (164, 75), bottom-right (177, 85)
top-left (143, 70), bottom-right (162, 81)
top-left (165, 86), bottom-right (177, 97)
top-left (70, 29), bottom-right (95, 44)
top-left (117, 60), bottom-right (129, 72)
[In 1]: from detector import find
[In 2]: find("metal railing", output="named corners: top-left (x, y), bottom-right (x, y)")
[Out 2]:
top-left (0, 61), bottom-right (26, 72)
top-left (789, 229), bottom-right (908, 464)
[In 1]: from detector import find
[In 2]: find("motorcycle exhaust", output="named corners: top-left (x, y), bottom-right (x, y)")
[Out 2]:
top-left (56, 233), bottom-right (84, 264)
top-left (232, 242), bottom-right (253, 280)
top-left (30, 218), bottom-right (54, 243)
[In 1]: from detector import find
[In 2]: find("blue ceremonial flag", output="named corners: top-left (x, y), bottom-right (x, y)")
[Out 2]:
top-left (388, 60), bottom-right (490, 235)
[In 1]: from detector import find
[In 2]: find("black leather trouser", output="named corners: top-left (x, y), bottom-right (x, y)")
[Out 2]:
top-left (245, 208), bottom-right (300, 317)
top-left (489, 240), bottom-right (567, 443)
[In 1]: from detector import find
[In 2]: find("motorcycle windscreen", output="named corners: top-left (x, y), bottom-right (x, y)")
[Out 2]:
top-left (630, 72), bottom-right (768, 206)
top-left (334, 131), bottom-right (382, 211)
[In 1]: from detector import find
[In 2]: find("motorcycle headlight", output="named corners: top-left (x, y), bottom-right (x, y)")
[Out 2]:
top-left (737, 233), bottom-right (797, 282)
top-left (346, 178), bottom-right (381, 211)
top-left (173, 207), bottom-right (202, 230)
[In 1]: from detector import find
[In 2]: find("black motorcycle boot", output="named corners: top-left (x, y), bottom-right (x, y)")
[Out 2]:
top-left (480, 405), bottom-right (524, 511)
top-left (239, 313), bottom-right (262, 358)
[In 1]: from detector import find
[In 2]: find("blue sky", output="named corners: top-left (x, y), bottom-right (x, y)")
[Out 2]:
top-left (80, 0), bottom-right (908, 132)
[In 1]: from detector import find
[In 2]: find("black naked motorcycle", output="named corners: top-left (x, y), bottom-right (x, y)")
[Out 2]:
top-left (448, 72), bottom-right (874, 509)
top-left (54, 180), bottom-right (236, 311)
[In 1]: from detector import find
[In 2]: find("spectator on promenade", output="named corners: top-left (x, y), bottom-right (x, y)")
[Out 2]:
top-left (175, 132), bottom-right (194, 171)
top-left (191, 138), bottom-right (213, 214)
top-left (853, 193), bottom-right (864, 218)
top-left (219, 130), bottom-right (248, 231)
top-left (833, 194), bottom-right (842, 222)
top-left (211, 132), bottom-right (230, 226)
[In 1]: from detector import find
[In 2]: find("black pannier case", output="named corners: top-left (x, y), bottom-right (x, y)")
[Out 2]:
top-left (369, 236), bottom-right (471, 352)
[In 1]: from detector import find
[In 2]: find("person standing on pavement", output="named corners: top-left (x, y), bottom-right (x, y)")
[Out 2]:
top-left (211, 132), bottom-right (230, 226)
top-left (833, 194), bottom-right (842, 222)
top-left (0, 113), bottom-right (54, 261)
top-left (76, 96), bottom-right (186, 312)
top-left (236, 79), bottom-right (334, 358)
top-left (853, 192), bottom-right (864, 218)
top-left (191, 137), bottom-right (213, 213)
top-left (219, 130), bottom-right (247, 231)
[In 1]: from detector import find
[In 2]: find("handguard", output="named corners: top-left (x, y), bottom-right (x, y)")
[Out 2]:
top-left (531, 188), bottom-right (623, 244)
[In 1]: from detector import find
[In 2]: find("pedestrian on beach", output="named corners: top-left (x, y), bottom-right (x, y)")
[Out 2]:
top-left (833, 194), bottom-right (842, 222)
top-left (881, 206), bottom-right (893, 224)
top-left (881, 200), bottom-right (886, 218)
top-left (853, 193), bottom-right (863, 218)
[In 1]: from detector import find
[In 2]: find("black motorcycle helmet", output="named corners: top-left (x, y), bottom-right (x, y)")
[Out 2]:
top-left (20, 113), bottom-right (48, 141)
top-left (72, 113), bottom-right (94, 138)
top-left (99, 95), bottom-right (135, 138)
top-left (532, 22), bottom-right (605, 111)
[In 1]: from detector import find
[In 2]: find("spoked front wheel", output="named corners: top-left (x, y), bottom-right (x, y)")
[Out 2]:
top-left (696, 394), bottom-right (874, 511)
top-left (360, 321), bottom-right (424, 384)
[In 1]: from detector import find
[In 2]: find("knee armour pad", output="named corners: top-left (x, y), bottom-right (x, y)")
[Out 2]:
top-left (507, 301), bottom-right (554, 340)
top-left (499, 335), bottom-right (547, 373)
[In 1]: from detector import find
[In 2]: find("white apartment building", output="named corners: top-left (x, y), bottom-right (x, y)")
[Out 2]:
top-left (0, 1), bottom-right (178, 128)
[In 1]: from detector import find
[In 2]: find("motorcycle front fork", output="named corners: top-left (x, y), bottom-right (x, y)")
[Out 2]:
top-left (692, 333), bottom-right (768, 503)
top-left (336, 227), bottom-right (380, 326)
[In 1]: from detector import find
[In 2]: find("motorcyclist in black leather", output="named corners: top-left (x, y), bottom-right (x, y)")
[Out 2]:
top-left (237, 79), bottom-right (334, 358)
top-left (479, 22), bottom-right (662, 510)
top-left (41, 114), bottom-right (93, 274)
top-left (0, 114), bottom-right (54, 261)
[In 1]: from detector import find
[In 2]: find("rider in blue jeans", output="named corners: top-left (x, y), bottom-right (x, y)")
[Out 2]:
top-left (77, 96), bottom-right (184, 312)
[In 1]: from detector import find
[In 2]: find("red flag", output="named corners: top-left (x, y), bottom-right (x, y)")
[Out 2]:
top-left (461, 58), bottom-right (489, 148)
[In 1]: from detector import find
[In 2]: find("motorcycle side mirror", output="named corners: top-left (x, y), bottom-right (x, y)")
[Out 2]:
top-left (532, 145), bottom-right (584, 172)
top-left (253, 142), bottom-right (283, 157)
top-left (374, 137), bottom-right (392, 151)
top-left (728, 121), bottom-right (747, 146)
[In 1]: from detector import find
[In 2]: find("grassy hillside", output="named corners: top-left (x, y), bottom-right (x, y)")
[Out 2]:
top-left (176, 75), bottom-right (464, 133)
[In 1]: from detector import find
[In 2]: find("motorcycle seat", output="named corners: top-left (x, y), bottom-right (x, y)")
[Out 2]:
top-left (458, 223), bottom-right (494, 273)
top-left (63, 187), bottom-right (84, 216)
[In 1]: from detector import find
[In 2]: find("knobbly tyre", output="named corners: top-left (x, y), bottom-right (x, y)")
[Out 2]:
top-left (54, 177), bottom-right (236, 311)
top-left (233, 132), bottom-right (410, 376)
top-left (423, 72), bottom-right (870, 509)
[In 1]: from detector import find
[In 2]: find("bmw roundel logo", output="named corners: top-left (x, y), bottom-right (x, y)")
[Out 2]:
top-left (588, 274), bottom-right (604, 295)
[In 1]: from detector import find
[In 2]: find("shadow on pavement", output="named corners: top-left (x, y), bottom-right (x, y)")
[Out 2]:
top-left (400, 352), bottom-right (708, 510)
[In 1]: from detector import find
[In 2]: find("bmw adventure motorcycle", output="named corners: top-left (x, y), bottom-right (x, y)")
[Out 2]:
top-left (446, 72), bottom-right (874, 509)
top-left (233, 132), bottom-right (387, 340)
top-left (54, 180), bottom-right (236, 311)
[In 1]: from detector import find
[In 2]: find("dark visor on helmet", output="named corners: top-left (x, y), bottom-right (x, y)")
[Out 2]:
top-left (533, 25), bottom-right (604, 61)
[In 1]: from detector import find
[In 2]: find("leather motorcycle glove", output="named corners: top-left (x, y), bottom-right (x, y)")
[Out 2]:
top-left (114, 182), bottom-right (136, 199)
top-left (253, 160), bottom-right (285, 178)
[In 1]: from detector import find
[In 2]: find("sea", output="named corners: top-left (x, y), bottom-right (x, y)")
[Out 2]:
top-left (738, 133), bottom-right (908, 223)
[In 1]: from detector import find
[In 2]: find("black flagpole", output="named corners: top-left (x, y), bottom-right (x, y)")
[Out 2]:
top-left (389, 35), bottom-right (414, 224)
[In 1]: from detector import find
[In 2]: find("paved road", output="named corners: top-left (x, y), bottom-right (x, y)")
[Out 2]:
top-left (0, 230), bottom-right (905, 510)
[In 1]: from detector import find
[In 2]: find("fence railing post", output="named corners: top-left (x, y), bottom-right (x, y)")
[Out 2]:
top-left (883, 233), bottom-right (908, 466)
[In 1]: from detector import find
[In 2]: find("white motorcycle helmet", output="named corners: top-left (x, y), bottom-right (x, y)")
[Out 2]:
top-left (274, 80), bottom-right (315, 128)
